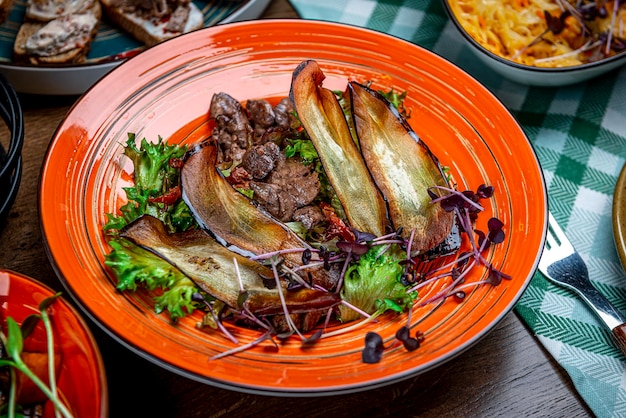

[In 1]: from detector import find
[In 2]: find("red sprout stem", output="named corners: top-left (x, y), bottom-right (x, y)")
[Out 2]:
top-left (449, 279), bottom-right (493, 294)
top-left (406, 228), bottom-right (416, 258)
top-left (241, 308), bottom-right (272, 331)
top-left (418, 260), bottom-right (476, 307)
top-left (372, 239), bottom-right (405, 246)
top-left (270, 259), bottom-right (304, 339)
top-left (292, 257), bottom-right (345, 273)
top-left (407, 269), bottom-right (451, 294)
top-left (340, 299), bottom-right (372, 319)
top-left (430, 185), bottom-right (484, 211)
top-left (209, 332), bottom-right (275, 360)
top-left (334, 251), bottom-right (353, 294)
top-left (280, 264), bottom-right (313, 289)
top-left (323, 307), bottom-right (334, 329)
top-left (206, 303), bottom-right (239, 345)
top-left (250, 247), bottom-right (316, 261)
top-left (372, 231), bottom-right (402, 242)
top-left (424, 251), bottom-right (474, 278)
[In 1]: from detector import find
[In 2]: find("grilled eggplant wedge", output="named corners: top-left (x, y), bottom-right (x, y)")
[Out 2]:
top-left (120, 215), bottom-right (340, 320)
top-left (291, 59), bottom-right (453, 253)
top-left (349, 82), bottom-right (454, 252)
top-left (290, 60), bottom-right (389, 237)
top-left (181, 142), bottom-right (341, 291)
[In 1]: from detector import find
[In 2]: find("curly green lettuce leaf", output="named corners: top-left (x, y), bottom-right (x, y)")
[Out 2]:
top-left (124, 133), bottom-right (185, 192)
top-left (339, 244), bottom-right (416, 322)
top-left (284, 138), bottom-right (319, 163)
top-left (103, 133), bottom-right (196, 234)
top-left (105, 238), bottom-right (198, 321)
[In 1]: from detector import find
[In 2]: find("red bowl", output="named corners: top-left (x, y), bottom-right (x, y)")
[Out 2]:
top-left (0, 269), bottom-right (108, 417)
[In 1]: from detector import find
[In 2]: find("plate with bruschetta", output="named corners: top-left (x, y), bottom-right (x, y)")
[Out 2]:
top-left (0, 0), bottom-right (270, 94)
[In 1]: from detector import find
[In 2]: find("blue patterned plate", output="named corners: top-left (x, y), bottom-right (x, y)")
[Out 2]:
top-left (0, 0), bottom-right (269, 94)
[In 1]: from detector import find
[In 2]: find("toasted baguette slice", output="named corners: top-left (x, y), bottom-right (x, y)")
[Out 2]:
top-left (100, 0), bottom-right (203, 47)
top-left (26, 0), bottom-right (96, 22)
top-left (13, 1), bottom-right (101, 65)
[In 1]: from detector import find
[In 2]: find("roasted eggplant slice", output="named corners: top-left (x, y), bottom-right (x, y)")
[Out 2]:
top-left (290, 60), bottom-right (389, 237)
top-left (181, 142), bottom-right (340, 291)
top-left (120, 215), bottom-right (340, 317)
top-left (349, 82), bottom-right (454, 253)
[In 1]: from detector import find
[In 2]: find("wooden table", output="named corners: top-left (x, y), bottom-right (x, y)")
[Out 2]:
top-left (0, 1), bottom-right (595, 416)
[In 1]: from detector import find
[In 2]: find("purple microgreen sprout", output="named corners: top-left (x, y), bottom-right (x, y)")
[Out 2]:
top-left (334, 240), bottom-right (369, 293)
top-left (336, 240), bottom-right (370, 255)
top-left (267, 255), bottom-right (305, 339)
top-left (278, 263), bottom-right (314, 289)
top-left (351, 229), bottom-right (377, 243)
top-left (232, 257), bottom-right (251, 308)
top-left (319, 311), bottom-right (383, 339)
top-left (417, 261), bottom-right (476, 307)
top-left (515, 1), bottom-right (626, 64)
top-left (301, 329), bottom-right (324, 346)
top-left (449, 265), bottom-right (512, 296)
top-left (487, 217), bottom-right (505, 244)
top-left (322, 306), bottom-right (334, 329)
top-left (371, 230), bottom-right (405, 246)
top-left (418, 184), bottom-right (511, 307)
top-left (249, 247), bottom-right (318, 262)
top-left (428, 186), bottom-right (485, 213)
top-left (340, 299), bottom-right (374, 320)
top-left (239, 307), bottom-right (273, 331)
top-left (209, 332), bottom-right (276, 361)
top-left (193, 293), bottom-right (239, 345)
top-left (395, 326), bottom-right (423, 352)
top-left (362, 332), bottom-right (385, 364)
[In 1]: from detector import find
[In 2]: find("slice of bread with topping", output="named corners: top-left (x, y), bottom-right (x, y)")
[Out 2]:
top-left (26, 0), bottom-right (96, 22)
top-left (100, 0), bottom-right (203, 47)
top-left (13, 0), bottom-right (101, 65)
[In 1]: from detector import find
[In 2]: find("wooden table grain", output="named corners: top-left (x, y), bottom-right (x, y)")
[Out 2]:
top-left (0, 1), bottom-right (595, 416)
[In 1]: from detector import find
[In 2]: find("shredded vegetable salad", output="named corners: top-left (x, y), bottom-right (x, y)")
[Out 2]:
top-left (449, 0), bottom-right (626, 67)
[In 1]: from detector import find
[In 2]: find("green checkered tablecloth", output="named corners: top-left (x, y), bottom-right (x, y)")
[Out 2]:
top-left (289, 0), bottom-right (626, 416)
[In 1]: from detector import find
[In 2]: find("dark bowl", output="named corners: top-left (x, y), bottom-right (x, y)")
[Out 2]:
top-left (0, 72), bottom-right (24, 225)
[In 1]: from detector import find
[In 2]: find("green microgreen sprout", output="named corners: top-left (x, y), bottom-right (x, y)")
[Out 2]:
top-left (0, 293), bottom-right (74, 418)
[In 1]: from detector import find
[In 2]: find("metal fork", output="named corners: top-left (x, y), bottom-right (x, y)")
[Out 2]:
top-left (538, 212), bottom-right (626, 356)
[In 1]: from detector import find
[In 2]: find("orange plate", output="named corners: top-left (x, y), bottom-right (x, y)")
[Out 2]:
top-left (0, 269), bottom-right (108, 416)
top-left (39, 20), bottom-right (547, 395)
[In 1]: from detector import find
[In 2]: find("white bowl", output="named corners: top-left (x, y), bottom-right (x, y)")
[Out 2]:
top-left (442, 0), bottom-right (626, 86)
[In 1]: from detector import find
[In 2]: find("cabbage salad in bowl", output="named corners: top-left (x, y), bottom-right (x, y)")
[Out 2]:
top-left (448, 0), bottom-right (626, 67)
